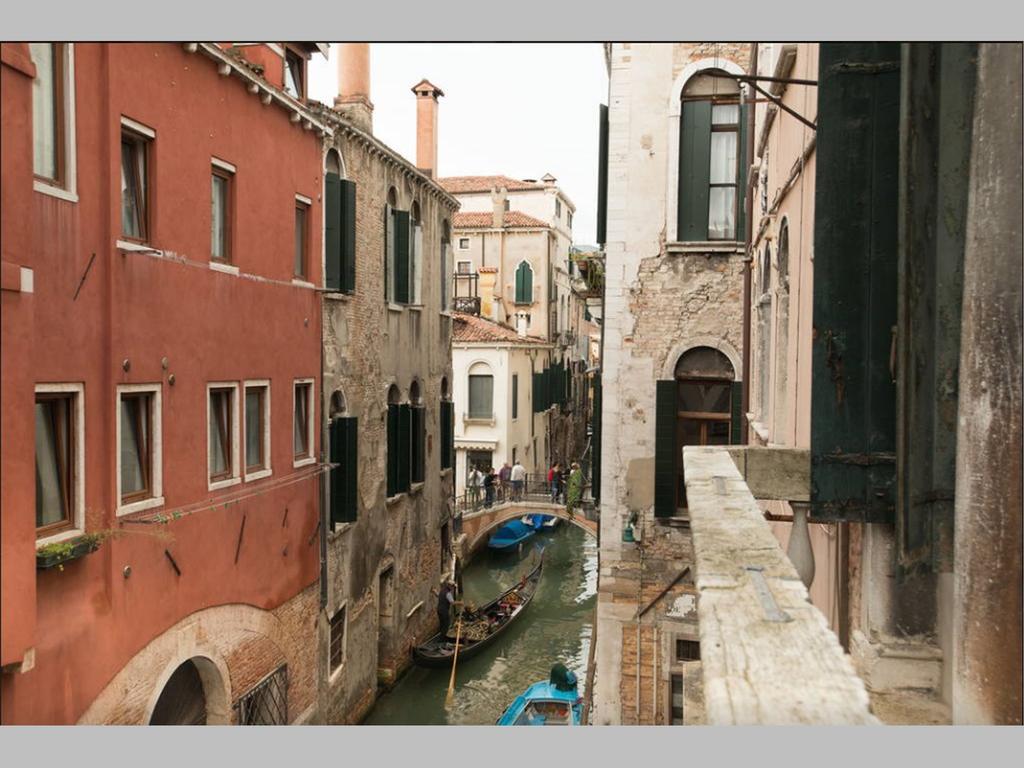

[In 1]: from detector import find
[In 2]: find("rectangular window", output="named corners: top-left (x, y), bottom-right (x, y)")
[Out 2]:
top-left (567, 210), bottom-right (573, 229)
top-left (555, 199), bottom-right (562, 218)
top-left (468, 375), bottom-right (493, 419)
top-left (35, 392), bottom-right (75, 537)
top-left (117, 385), bottom-right (163, 515)
top-left (30, 43), bottom-right (64, 185)
top-left (330, 416), bottom-right (358, 524)
top-left (294, 200), bottom-right (308, 278)
top-left (121, 130), bottom-right (149, 242)
top-left (457, 260), bottom-right (472, 274)
top-left (708, 105), bottom-right (739, 240)
top-left (207, 383), bottom-right (240, 489)
top-left (458, 237), bottom-right (470, 250)
top-left (670, 674), bottom-right (684, 724)
top-left (284, 49), bottom-right (305, 99)
top-left (675, 638), bottom-right (701, 662)
top-left (244, 382), bottom-right (270, 479)
top-left (512, 374), bottom-right (519, 420)
top-left (293, 380), bottom-right (314, 466)
top-left (329, 606), bottom-right (346, 674)
top-left (211, 167), bottom-right (232, 262)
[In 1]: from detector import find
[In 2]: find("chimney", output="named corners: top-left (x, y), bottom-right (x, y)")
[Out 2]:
top-left (335, 43), bottom-right (373, 133)
top-left (492, 187), bottom-right (507, 229)
top-left (412, 79), bottom-right (444, 178)
top-left (515, 311), bottom-right (529, 338)
top-left (478, 267), bottom-right (498, 321)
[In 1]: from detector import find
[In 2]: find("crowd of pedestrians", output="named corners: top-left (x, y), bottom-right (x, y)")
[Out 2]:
top-left (464, 458), bottom-right (584, 513)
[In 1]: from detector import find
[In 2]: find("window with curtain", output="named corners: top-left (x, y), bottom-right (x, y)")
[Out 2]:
top-left (121, 131), bottom-right (148, 241)
top-left (35, 394), bottom-right (73, 535)
top-left (468, 374), bottom-right (494, 419)
top-left (120, 393), bottom-right (152, 502)
top-left (293, 382), bottom-right (311, 459)
top-left (294, 202), bottom-right (308, 278)
top-left (678, 70), bottom-right (745, 242)
top-left (209, 387), bottom-right (233, 481)
top-left (30, 43), bottom-right (64, 184)
top-left (211, 168), bottom-right (232, 261)
top-left (245, 386), bottom-right (267, 472)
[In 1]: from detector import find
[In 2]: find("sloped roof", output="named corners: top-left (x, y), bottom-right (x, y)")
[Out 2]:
top-left (439, 175), bottom-right (546, 194)
top-left (452, 313), bottom-right (549, 345)
top-left (453, 211), bottom-right (550, 229)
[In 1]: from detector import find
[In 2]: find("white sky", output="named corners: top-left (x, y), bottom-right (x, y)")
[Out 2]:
top-left (309, 44), bottom-right (608, 247)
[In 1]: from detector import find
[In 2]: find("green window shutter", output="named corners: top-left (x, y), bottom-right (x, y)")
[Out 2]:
top-left (654, 380), bottom-right (678, 518)
top-left (736, 103), bottom-right (749, 240)
top-left (512, 374), bottom-right (518, 419)
top-left (678, 100), bottom-right (712, 242)
top-left (397, 403), bottom-right (411, 492)
top-left (515, 262), bottom-right (532, 304)
top-left (810, 43), bottom-right (901, 524)
top-left (730, 381), bottom-right (743, 444)
top-left (330, 417), bottom-right (358, 524)
top-left (439, 400), bottom-right (453, 470)
top-left (386, 403), bottom-right (399, 497)
top-left (532, 371), bottom-right (542, 414)
top-left (325, 173), bottom-right (342, 291)
top-left (384, 205), bottom-right (390, 301)
top-left (447, 401), bottom-right (455, 470)
top-left (339, 179), bottom-right (357, 293)
top-left (597, 104), bottom-right (609, 247)
top-left (591, 374), bottom-right (602, 502)
top-left (394, 210), bottom-right (410, 304)
top-left (411, 405), bottom-right (425, 484)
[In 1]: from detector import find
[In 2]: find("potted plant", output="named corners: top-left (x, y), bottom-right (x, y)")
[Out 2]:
top-left (36, 530), bottom-right (116, 571)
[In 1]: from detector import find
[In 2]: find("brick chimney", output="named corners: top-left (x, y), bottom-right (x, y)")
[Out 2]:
top-left (478, 267), bottom-right (498, 322)
top-left (335, 43), bottom-right (373, 133)
top-left (412, 79), bottom-right (444, 178)
top-left (492, 187), bottom-right (507, 229)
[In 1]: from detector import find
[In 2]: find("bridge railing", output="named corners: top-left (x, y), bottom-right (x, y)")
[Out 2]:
top-left (453, 472), bottom-right (591, 517)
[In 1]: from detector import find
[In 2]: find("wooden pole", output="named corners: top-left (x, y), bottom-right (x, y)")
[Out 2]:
top-left (445, 615), bottom-right (463, 707)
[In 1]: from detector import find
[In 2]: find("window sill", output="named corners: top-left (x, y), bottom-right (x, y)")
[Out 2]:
top-left (209, 476), bottom-right (242, 492)
top-left (291, 278), bottom-right (316, 289)
top-left (244, 467), bottom-right (273, 483)
top-left (387, 303), bottom-right (405, 314)
top-left (36, 526), bottom-right (86, 549)
top-left (463, 416), bottom-right (495, 426)
top-left (407, 305), bottom-right (423, 313)
top-left (386, 493), bottom-right (406, 506)
top-left (116, 239), bottom-right (159, 254)
top-left (33, 179), bottom-right (78, 203)
top-left (325, 291), bottom-right (353, 302)
top-left (665, 241), bottom-right (745, 255)
top-left (409, 481), bottom-right (425, 494)
top-left (117, 495), bottom-right (165, 518)
top-left (293, 456), bottom-right (316, 469)
top-left (210, 261), bottom-right (240, 276)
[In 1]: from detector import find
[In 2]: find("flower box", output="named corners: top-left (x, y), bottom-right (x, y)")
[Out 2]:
top-left (36, 536), bottom-right (101, 570)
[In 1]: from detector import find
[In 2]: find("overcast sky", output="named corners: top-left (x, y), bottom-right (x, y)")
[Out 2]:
top-left (309, 44), bottom-right (608, 247)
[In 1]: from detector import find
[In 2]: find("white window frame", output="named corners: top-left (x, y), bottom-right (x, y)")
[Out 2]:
top-left (458, 237), bottom-right (470, 250)
top-left (457, 260), bottom-right (472, 274)
top-left (205, 382), bottom-right (241, 491)
top-left (34, 382), bottom-right (85, 546)
top-left (328, 601), bottom-right (348, 681)
top-left (293, 378), bottom-right (316, 468)
top-left (243, 380), bottom-right (272, 482)
top-left (32, 43), bottom-right (78, 203)
top-left (115, 383), bottom-right (164, 517)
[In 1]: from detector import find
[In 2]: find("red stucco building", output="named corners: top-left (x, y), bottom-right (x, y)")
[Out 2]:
top-left (1, 42), bottom-right (330, 724)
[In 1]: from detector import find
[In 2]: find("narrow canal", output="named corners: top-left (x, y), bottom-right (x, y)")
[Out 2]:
top-left (364, 523), bottom-right (598, 725)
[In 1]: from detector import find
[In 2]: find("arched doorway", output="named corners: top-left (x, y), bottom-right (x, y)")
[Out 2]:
top-left (149, 659), bottom-right (213, 725)
top-left (674, 346), bottom-right (736, 509)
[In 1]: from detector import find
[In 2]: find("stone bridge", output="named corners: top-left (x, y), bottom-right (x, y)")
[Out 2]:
top-left (456, 500), bottom-right (598, 557)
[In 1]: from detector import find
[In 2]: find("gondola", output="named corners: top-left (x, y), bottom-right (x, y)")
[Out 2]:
top-left (411, 556), bottom-right (544, 668)
top-left (488, 519), bottom-right (536, 550)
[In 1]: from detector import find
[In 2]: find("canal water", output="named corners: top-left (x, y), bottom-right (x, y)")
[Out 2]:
top-left (364, 522), bottom-right (597, 725)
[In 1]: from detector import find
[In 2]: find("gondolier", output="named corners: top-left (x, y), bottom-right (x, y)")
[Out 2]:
top-left (437, 580), bottom-right (456, 636)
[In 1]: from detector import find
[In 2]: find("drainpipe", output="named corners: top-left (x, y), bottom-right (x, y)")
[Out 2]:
top-left (740, 43), bottom-right (758, 445)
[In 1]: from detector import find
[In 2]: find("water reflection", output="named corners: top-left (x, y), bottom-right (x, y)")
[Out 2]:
top-left (363, 524), bottom-right (597, 725)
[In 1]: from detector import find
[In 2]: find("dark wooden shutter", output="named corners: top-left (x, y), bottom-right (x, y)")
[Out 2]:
top-left (330, 417), bottom-right (358, 524)
top-left (532, 370), bottom-right (542, 414)
top-left (325, 172), bottom-right (342, 291)
top-left (736, 103), bottom-right (749, 240)
top-left (386, 403), bottom-right (399, 497)
top-left (512, 375), bottom-right (518, 419)
top-left (515, 262), bottom-right (532, 304)
top-left (678, 100), bottom-right (712, 242)
top-left (591, 374), bottom-right (602, 502)
top-left (730, 381), bottom-right (743, 444)
top-left (810, 43), bottom-right (901, 523)
top-left (397, 403), bottom-right (411, 492)
top-left (440, 400), bottom-right (453, 470)
top-left (597, 104), bottom-right (609, 247)
top-left (654, 380), bottom-right (678, 518)
top-left (411, 406), bottom-right (425, 484)
top-left (339, 179), bottom-right (357, 293)
top-left (384, 205), bottom-right (390, 301)
top-left (394, 210), bottom-right (410, 304)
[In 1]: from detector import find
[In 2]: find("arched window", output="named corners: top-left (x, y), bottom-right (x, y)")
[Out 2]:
top-left (329, 388), bottom-right (357, 525)
top-left (514, 261), bottom-right (534, 305)
top-left (385, 384), bottom-right (402, 497)
top-left (772, 222), bottom-right (790, 439)
top-left (325, 149), bottom-right (355, 293)
top-left (410, 201), bottom-right (422, 305)
top-left (757, 243), bottom-right (773, 427)
top-left (408, 379), bottom-right (425, 484)
top-left (467, 362), bottom-right (494, 419)
top-left (678, 69), bottom-right (743, 242)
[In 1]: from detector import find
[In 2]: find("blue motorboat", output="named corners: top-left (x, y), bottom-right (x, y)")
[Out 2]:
top-left (496, 664), bottom-right (582, 726)
top-left (488, 519), bottom-right (536, 550)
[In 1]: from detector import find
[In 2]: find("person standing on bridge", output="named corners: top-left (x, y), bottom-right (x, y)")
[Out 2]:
top-left (548, 462), bottom-right (562, 503)
top-left (484, 466), bottom-right (496, 507)
top-left (566, 462), bottom-right (583, 519)
top-left (510, 459), bottom-right (526, 502)
top-left (499, 461), bottom-right (512, 501)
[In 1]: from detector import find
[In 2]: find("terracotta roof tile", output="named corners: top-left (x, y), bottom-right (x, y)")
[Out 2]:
top-left (452, 211), bottom-right (549, 229)
top-left (452, 313), bottom-right (548, 345)
top-left (438, 175), bottom-right (546, 194)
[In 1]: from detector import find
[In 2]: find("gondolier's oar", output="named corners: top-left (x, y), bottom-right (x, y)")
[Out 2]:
top-left (445, 614), bottom-right (463, 707)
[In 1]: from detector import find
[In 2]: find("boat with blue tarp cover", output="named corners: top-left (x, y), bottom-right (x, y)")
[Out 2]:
top-left (522, 514), bottom-right (560, 530)
top-left (488, 519), bottom-right (536, 550)
top-left (496, 663), bottom-right (582, 725)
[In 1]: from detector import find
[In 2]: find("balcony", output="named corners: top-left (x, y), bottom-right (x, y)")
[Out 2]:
top-left (682, 445), bottom-right (877, 725)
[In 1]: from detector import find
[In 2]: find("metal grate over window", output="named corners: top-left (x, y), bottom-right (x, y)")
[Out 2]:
top-left (236, 665), bottom-right (288, 725)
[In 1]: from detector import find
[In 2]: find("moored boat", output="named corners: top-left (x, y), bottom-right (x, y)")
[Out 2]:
top-left (411, 557), bottom-right (543, 668)
top-left (488, 519), bottom-right (536, 550)
top-left (496, 663), bottom-right (582, 725)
